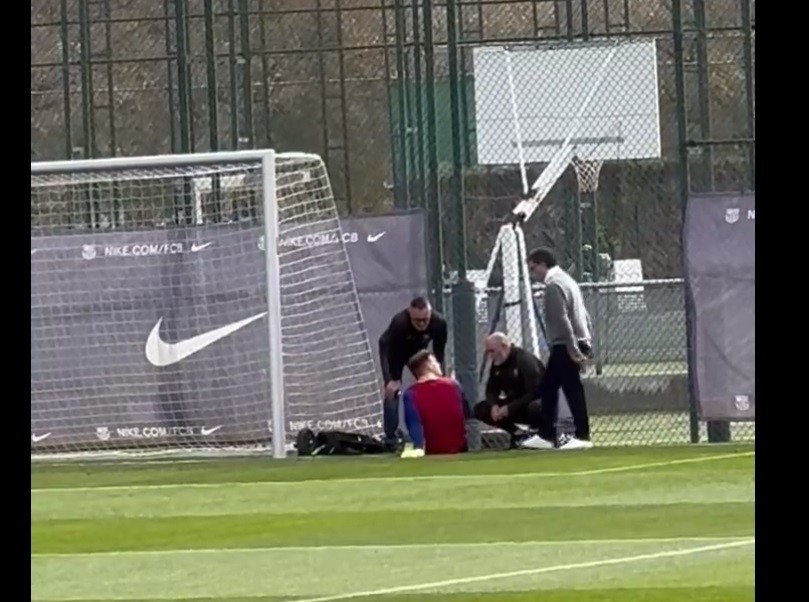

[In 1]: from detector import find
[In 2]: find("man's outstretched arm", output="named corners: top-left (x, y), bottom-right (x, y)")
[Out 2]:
top-left (378, 327), bottom-right (393, 383)
top-left (402, 389), bottom-right (425, 449)
top-left (432, 317), bottom-right (448, 368)
top-left (379, 319), bottom-right (406, 383)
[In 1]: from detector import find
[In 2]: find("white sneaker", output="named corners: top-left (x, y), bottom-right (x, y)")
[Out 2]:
top-left (519, 435), bottom-right (555, 450)
top-left (558, 436), bottom-right (594, 451)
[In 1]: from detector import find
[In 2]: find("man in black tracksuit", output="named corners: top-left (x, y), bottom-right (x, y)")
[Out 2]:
top-left (378, 296), bottom-right (448, 442)
top-left (473, 332), bottom-right (546, 448)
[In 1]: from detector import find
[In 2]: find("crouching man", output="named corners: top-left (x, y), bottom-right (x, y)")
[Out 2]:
top-left (474, 332), bottom-right (546, 448)
top-left (400, 350), bottom-right (469, 458)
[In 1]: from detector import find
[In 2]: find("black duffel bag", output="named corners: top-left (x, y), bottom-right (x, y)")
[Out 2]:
top-left (296, 428), bottom-right (389, 456)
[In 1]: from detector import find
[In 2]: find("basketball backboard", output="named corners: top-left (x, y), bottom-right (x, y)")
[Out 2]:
top-left (473, 39), bottom-right (662, 165)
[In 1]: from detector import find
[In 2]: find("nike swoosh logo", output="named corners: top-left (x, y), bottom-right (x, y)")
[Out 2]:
top-left (191, 242), bottom-right (213, 252)
top-left (367, 232), bottom-right (386, 243)
top-left (200, 425), bottom-right (223, 436)
top-left (31, 249), bottom-right (37, 255)
top-left (31, 433), bottom-right (51, 443)
top-left (145, 312), bottom-right (267, 367)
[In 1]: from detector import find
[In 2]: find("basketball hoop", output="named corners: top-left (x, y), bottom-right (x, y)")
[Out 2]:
top-left (572, 156), bottom-right (604, 194)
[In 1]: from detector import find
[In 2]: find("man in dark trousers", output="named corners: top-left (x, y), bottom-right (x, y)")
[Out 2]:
top-left (522, 247), bottom-right (594, 450)
top-left (378, 296), bottom-right (448, 444)
top-left (473, 333), bottom-right (546, 449)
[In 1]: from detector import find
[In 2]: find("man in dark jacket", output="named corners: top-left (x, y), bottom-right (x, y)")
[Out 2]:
top-left (473, 332), bottom-right (546, 448)
top-left (378, 296), bottom-right (448, 442)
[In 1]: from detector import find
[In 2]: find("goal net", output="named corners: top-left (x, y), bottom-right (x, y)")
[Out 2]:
top-left (31, 151), bottom-right (382, 460)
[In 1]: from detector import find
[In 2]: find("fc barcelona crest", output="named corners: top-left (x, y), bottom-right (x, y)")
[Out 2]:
top-left (725, 208), bottom-right (740, 224)
top-left (733, 394), bottom-right (751, 411)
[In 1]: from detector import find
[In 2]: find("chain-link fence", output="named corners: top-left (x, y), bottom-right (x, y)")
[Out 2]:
top-left (444, 278), bottom-right (755, 447)
top-left (31, 0), bottom-right (398, 215)
top-left (417, 0), bottom-right (755, 446)
top-left (32, 0), bottom-right (754, 448)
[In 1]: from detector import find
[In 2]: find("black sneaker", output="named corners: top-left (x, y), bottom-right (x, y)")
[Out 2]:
top-left (509, 429), bottom-right (532, 449)
top-left (556, 433), bottom-right (572, 449)
top-left (383, 430), bottom-right (406, 454)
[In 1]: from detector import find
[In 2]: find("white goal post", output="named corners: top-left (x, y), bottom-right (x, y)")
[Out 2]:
top-left (31, 150), bottom-right (382, 461)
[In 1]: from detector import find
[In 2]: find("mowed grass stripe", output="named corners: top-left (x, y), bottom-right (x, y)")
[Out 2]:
top-left (34, 587), bottom-right (756, 602)
top-left (31, 503), bottom-right (755, 554)
top-left (29, 452), bottom-right (755, 498)
top-left (30, 445), bottom-right (755, 490)
top-left (31, 469), bottom-right (754, 520)
top-left (294, 539), bottom-right (755, 602)
top-left (30, 539), bottom-right (754, 601)
top-left (32, 536), bottom-right (753, 558)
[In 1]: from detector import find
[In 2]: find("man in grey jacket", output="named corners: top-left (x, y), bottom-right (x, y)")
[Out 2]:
top-left (520, 247), bottom-right (594, 451)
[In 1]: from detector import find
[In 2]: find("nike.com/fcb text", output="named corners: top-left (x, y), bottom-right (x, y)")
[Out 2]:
top-left (285, 418), bottom-right (381, 432)
top-left (258, 231), bottom-right (385, 250)
top-left (95, 425), bottom-right (223, 440)
top-left (105, 243), bottom-right (185, 257)
top-left (82, 242), bottom-right (212, 260)
top-left (278, 232), bottom-right (358, 248)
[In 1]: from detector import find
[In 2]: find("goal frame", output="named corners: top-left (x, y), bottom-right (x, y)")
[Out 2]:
top-left (31, 149), bottom-right (289, 459)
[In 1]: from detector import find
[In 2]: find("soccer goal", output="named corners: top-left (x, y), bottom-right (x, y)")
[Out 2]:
top-left (31, 150), bottom-right (382, 460)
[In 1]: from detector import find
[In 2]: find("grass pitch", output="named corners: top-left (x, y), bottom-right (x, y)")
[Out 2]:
top-left (31, 444), bottom-right (755, 601)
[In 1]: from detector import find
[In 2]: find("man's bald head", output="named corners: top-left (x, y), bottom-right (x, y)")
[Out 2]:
top-left (484, 332), bottom-right (512, 366)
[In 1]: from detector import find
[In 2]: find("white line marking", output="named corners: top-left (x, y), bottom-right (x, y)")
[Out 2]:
top-left (30, 451), bottom-right (754, 493)
top-left (571, 452), bottom-right (755, 475)
top-left (293, 539), bottom-right (756, 602)
top-left (30, 536), bottom-right (753, 559)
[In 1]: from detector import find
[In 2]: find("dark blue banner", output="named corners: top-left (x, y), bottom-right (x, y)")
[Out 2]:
top-left (684, 193), bottom-right (755, 421)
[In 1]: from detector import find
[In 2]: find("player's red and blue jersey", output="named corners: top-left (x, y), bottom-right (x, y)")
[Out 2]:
top-left (402, 377), bottom-right (469, 455)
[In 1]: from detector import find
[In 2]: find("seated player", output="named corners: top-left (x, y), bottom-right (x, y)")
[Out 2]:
top-left (473, 332), bottom-right (546, 448)
top-left (400, 349), bottom-right (469, 457)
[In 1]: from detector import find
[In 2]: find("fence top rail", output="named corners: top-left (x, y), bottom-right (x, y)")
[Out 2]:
top-left (442, 278), bottom-right (685, 295)
top-left (578, 278), bottom-right (684, 289)
top-left (30, 150), bottom-right (322, 176)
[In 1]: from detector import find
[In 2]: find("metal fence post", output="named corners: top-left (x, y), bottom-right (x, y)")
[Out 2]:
top-left (410, 1), bottom-right (427, 211)
top-left (672, 0), bottom-right (700, 444)
top-left (740, 0), bottom-right (756, 190)
top-left (77, 0), bottom-right (95, 158)
top-left (446, 0), bottom-right (478, 448)
top-left (391, 0), bottom-right (410, 208)
top-left (422, 0), bottom-right (444, 312)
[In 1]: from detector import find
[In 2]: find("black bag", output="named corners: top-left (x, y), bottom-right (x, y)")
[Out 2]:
top-left (296, 428), bottom-right (389, 456)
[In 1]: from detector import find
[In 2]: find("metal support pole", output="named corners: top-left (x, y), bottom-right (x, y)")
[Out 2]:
top-left (452, 280), bottom-right (480, 451)
top-left (411, 1), bottom-right (426, 210)
top-left (388, 0), bottom-right (409, 208)
top-left (739, 0), bottom-right (755, 190)
top-left (446, 0), bottom-right (477, 451)
top-left (672, 0), bottom-right (700, 444)
top-left (422, 0), bottom-right (443, 312)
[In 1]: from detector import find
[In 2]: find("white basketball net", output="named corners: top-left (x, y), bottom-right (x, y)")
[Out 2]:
top-left (572, 156), bottom-right (604, 193)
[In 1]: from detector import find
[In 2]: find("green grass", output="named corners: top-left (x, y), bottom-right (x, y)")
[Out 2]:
top-left (31, 445), bottom-right (755, 601)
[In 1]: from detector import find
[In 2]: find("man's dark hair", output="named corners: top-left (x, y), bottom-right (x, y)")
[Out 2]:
top-left (527, 247), bottom-right (558, 268)
top-left (409, 296), bottom-right (430, 310)
top-left (407, 349), bottom-right (433, 377)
